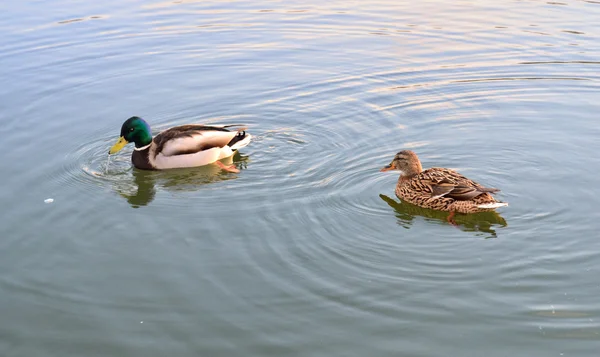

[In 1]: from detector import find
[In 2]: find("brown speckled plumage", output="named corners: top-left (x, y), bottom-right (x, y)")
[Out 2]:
top-left (381, 150), bottom-right (507, 214)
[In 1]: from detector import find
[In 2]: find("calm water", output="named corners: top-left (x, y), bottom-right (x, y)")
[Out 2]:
top-left (2, 0), bottom-right (600, 356)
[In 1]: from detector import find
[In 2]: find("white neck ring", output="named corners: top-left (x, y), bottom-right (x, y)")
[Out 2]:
top-left (134, 143), bottom-right (151, 151)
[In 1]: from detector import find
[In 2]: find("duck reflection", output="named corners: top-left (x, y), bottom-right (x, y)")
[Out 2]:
top-left (379, 194), bottom-right (507, 238)
top-left (115, 154), bottom-right (249, 208)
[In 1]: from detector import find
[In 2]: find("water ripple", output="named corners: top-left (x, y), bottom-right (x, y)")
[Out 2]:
top-left (3, 0), bottom-right (600, 355)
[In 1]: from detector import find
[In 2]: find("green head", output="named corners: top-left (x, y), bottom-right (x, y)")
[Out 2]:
top-left (109, 116), bottom-right (153, 154)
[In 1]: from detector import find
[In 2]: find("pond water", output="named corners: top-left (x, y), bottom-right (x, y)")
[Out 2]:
top-left (1, 0), bottom-right (600, 356)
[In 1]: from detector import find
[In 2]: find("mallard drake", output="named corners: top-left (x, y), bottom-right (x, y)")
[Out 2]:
top-left (109, 116), bottom-right (251, 172)
top-left (380, 150), bottom-right (507, 223)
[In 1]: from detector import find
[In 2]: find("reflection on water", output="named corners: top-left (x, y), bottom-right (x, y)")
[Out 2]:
top-left (114, 154), bottom-right (249, 207)
top-left (379, 194), bottom-right (507, 238)
top-left (115, 169), bottom-right (157, 207)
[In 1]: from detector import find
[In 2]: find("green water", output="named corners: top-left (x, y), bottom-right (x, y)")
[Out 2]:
top-left (2, 0), bottom-right (600, 356)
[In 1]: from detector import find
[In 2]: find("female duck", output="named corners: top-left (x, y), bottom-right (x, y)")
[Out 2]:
top-left (380, 150), bottom-right (507, 222)
top-left (109, 116), bottom-right (251, 172)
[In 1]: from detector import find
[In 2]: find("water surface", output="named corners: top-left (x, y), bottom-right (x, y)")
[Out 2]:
top-left (2, 0), bottom-right (600, 356)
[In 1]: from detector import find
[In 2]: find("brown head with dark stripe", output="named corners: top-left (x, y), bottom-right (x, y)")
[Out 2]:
top-left (380, 150), bottom-right (423, 177)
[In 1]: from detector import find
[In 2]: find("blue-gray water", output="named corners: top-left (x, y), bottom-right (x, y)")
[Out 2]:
top-left (1, 0), bottom-right (600, 356)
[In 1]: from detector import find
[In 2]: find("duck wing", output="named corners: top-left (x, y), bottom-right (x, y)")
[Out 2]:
top-left (154, 125), bottom-right (246, 157)
top-left (421, 168), bottom-right (500, 201)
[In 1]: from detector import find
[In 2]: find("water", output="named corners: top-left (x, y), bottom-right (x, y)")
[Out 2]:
top-left (1, 0), bottom-right (600, 356)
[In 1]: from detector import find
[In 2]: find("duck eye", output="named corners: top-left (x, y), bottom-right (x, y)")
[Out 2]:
top-left (130, 128), bottom-right (134, 132)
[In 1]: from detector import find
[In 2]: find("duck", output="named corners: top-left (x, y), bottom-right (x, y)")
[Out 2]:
top-left (109, 116), bottom-right (251, 172)
top-left (380, 150), bottom-right (507, 223)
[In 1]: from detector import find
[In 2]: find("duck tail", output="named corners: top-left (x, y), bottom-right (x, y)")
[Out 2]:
top-left (477, 202), bottom-right (508, 209)
top-left (228, 130), bottom-right (252, 150)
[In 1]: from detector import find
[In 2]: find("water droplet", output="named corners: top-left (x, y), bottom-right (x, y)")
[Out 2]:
top-left (105, 155), bottom-right (112, 174)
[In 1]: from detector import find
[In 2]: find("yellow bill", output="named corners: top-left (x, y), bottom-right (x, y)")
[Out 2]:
top-left (109, 136), bottom-right (128, 154)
